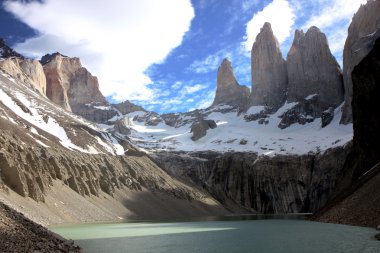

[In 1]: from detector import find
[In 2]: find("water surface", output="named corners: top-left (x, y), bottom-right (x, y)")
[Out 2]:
top-left (51, 215), bottom-right (379, 253)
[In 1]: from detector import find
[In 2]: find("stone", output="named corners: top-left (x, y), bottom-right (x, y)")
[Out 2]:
top-left (250, 22), bottom-right (287, 110)
top-left (341, 0), bottom-right (380, 124)
top-left (113, 118), bottom-right (131, 135)
top-left (377, 225), bottom-right (380, 231)
top-left (212, 58), bottom-right (250, 108)
top-left (0, 58), bottom-right (46, 95)
top-left (154, 144), bottom-right (351, 213)
top-left (113, 100), bottom-right (145, 115)
top-left (287, 27), bottom-right (344, 109)
top-left (190, 119), bottom-right (217, 141)
top-left (321, 107), bottom-right (335, 128)
top-left (42, 53), bottom-right (117, 122)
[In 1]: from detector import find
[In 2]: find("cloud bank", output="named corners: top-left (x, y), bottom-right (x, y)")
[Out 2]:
top-left (3, 0), bottom-right (194, 101)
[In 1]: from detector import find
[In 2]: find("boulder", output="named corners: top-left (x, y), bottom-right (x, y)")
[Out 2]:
top-left (190, 119), bottom-right (217, 141)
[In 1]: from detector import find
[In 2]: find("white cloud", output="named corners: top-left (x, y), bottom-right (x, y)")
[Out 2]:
top-left (3, 0), bottom-right (194, 102)
top-left (183, 84), bottom-right (207, 94)
top-left (195, 90), bottom-right (215, 110)
top-left (244, 0), bottom-right (296, 51)
top-left (301, 0), bottom-right (367, 58)
top-left (187, 50), bottom-right (232, 74)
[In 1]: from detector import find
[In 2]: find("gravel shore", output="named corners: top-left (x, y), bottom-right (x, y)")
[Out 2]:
top-left (0, 201), bottom-right (81, 252)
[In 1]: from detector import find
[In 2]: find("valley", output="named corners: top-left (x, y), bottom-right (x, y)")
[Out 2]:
top-left (0, 0), bottom-right (379, 252)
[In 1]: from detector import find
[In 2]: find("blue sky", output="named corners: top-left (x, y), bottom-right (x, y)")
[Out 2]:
top-left (0, 0), bottom-right (366, 113)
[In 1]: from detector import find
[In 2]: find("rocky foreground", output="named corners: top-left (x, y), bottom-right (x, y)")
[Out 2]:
top-left (0, 202), bottom-right (80, 252)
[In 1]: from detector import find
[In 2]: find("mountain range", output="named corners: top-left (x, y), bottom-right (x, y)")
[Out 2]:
top-left (0, 0), bottom-right (379, 251)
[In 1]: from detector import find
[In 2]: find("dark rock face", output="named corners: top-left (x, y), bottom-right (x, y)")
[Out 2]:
top-left (278, 96), bottom-right (320, 129)
top-left (212, 58), bottom-right (250, 108)
top-left (351, 37), bottom-right (380, 178)
top-left (190, 119), bottom-right (217, 141)
top-left (250, 23), bottom-right (288, 110)
top-left (154, 144), bottom-right (351, 213)
top-left (341, 0), bottom-right (380, 124)
top-left (321, 107), bottom-right (335, 128)
top-left (286, 27), bottom-right (344, 109)
top-left (113, 100), bottom-right (145, 115)
top-left (133, 111), bottom-right (163, 126)
top-left (313, 38), bottom-right (380, 229)
top-left (0, 38), bottom-right (24, 59)
top-left (113, 118), bottom-right (131, 135)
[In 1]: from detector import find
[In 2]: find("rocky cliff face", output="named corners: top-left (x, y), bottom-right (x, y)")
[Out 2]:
top-left (0, 58), bottom-right (46, 95)
top-left (154, 143), bottom-right (351, 214)
top-left (212, 58), bottom-right (250, 108)
top-left (250, 22), bottom-right (287, 110)
top-left (113, 100), bottom-right (145, 115)
top-left (0, 67), bottom-right (227, 223)
top-left (287, 27), bottom-right (344, 108)
top-left (313, 38), bottom-right (380, 228)
top-left (341, 0), bottom-right (380, 124)
top-left (41, 53), bottom-right (118, 122)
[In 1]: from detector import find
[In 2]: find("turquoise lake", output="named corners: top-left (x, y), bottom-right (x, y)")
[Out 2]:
top-left (50, 216), bottom-right (379, 253)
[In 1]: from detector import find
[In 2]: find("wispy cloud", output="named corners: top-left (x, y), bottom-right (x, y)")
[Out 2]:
top-left (187, 49), bottom-right (232, 74)
top-left (3, 0), bottom-right (194, 102)
top-left (299, 0), bottom-right (367, 64)
top-left (183, 84), bottom-right (208, 94)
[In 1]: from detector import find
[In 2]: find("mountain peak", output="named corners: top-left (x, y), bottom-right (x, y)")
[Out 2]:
top-left (0, 38), bottom-right (24, 59)
top-left (250, 22), bottom-right (287, 109)
top-left (40, 52), bottom-right (69, 65)
top-left (212, 58), bottom-right (249, 108)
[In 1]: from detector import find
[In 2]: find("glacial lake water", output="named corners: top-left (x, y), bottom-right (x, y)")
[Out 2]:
top-left (50, 215), bottom-right (380, 253)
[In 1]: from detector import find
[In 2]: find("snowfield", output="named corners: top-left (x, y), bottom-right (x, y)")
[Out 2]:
top-left (0, 71), bottom-right (125, 155)
top-left (122, 103), bottom-right (353, 155)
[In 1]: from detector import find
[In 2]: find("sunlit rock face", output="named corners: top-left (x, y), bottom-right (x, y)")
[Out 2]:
top-left (0, 58), bottom-right (47, 95)
top-left (340, 0), bottom-right (380, 124)
top-left (250, 22), bottom-right (287, 110)
top-left (212, 58), bottom-right (250, 109)
top-left (42, 53), bottom-right (117, 122)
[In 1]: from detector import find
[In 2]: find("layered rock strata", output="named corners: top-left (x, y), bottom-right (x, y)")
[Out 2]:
top-left (154, 143), bottom-right (351, 214)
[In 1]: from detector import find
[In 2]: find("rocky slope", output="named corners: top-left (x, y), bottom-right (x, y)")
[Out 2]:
top-left (250, 22), bottom-right (287, 110)
top-left (212, 58), bottom-right (249, 109)
top-left (340, 0), bottom-right (380, 124)
top-left (42, 53), bottom-right (119, 123)
top-left (0, 202), bottom-right (80, 252)
top-left (0, 67), bottom-right (228, 225)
